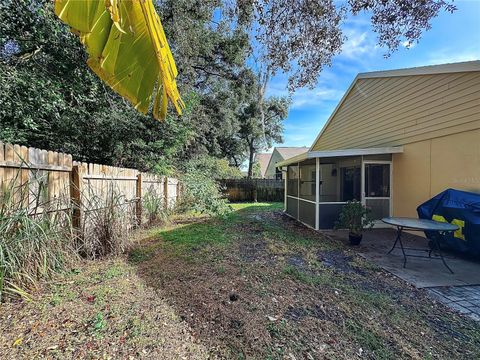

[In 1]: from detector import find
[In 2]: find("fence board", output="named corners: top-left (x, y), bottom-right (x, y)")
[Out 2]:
top-left (1, 142), bottom-right (180, 235)
top-left (220, 178), bottom-right (284, 202)
top-left (4, 143), bottom-right (14, 192)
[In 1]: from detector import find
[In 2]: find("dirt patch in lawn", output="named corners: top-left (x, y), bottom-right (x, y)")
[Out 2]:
top-left (0, 258), bottom-right (209, 359)
top-left (317, 250), bottom-right (357, 273)
top-left (133, 206), bottom-right (480, 359)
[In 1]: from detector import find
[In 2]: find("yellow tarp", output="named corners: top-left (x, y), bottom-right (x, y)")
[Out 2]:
top-left (54, 0), bottom-right (184, 120)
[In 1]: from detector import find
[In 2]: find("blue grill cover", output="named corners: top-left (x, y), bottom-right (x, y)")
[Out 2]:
top-left (417, 188), bottom-right (480, 257)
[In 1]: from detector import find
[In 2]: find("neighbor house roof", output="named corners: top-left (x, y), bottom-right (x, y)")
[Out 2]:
top-left (264, 147), bottom-right (309, 177)
top-left (275, 146), bottom-right (309, 160)
top-left (309, 60), bottom-right (480, 152)
top-left (254, 153), bottom-right (272, 178)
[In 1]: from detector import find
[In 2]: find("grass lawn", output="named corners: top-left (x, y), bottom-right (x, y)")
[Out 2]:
top-left (1, 202), bottom-right (479, 359)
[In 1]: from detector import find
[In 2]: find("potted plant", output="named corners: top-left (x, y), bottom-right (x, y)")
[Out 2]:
top-left (334, 200), bottom-right (374, 245)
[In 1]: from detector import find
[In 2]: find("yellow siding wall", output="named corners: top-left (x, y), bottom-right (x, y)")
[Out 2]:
top-left (312, 71), bottom-right (480, 151)
top-left (393, 129), bottom-right (480, 217)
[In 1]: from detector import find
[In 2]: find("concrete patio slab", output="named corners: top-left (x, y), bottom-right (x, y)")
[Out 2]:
top-left (427, 286), bottom-right (480, 321)
top-left (326, 229), bottom-right (480, 289)
top-left (324, 228), bottom-right (480, 321)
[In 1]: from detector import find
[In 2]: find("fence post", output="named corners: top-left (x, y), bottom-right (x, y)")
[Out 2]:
top-left (71, 165), bottom-right (82, 234)
top-left (136, 173), bottom-right (142, 225)
top-left (176, 180), bottom-right (181, 205)
top-left (163, 176), bottom-right (169, 210)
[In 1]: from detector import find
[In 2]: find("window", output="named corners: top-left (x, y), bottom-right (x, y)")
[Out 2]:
top-left (365, 164), bottom-right (390, 197)
top-left (319, 163), bottom-right (338, 202)
top-left (275, 169), bottom-right (283, 180)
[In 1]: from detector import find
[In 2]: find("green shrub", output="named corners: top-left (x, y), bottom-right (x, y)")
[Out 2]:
top-left (175, 156), bottom-right (237, 217)
top-left (184, 156), bottom-right (242, 180)
top-left (178, 172), bottom-right (232, 217)
top-left (334, 200), bottom-right (374, 235)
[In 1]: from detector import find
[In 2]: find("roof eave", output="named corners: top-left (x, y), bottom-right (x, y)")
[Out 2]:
top-left (275, 152), bottom-right (309, 167)
top-left (276, 146), bottom-right (404, 167)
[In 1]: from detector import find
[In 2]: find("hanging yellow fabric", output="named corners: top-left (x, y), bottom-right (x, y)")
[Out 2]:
top-left (54, 0), bottom-right (184, 120)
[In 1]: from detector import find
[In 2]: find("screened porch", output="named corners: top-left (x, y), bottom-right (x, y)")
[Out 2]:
top-left (281, 147), bottom-right (403, 230)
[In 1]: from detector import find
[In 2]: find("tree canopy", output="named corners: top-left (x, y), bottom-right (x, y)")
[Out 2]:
top-left (0, 0), bottom-right (455, 175)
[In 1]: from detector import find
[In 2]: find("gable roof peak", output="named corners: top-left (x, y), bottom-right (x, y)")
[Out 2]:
top-left (309, 60), bottom-right (480, 151)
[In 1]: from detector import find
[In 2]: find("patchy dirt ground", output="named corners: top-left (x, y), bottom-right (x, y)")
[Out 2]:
top-left (0, 258), bottom-right (209, 359)
top-left (1, 203), bottom-right (479, 359)
top-left (135, 203), bottom-right (480, 359)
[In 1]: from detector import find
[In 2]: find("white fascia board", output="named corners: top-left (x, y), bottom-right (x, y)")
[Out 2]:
top-left (276, 147), bottom-right (403, 167)
top-left (308, 146), bottom-right (404, 158)
top-left (275, 152), bottom-right (308, 167)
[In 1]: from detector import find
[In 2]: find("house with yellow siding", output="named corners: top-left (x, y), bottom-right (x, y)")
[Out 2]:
top-left (277, 61), bottom-right (480, 230)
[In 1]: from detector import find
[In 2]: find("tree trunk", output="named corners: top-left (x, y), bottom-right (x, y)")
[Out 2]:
top-left (258, 70), bottom-right (270, 145)
top-left (247, 142), bottom-right (255, 179)
top-left (232, 156), bottom-right (240, 168)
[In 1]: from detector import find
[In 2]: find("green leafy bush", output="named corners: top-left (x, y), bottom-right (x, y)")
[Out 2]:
top-left (334, 200), bottom-right (374, 235)
top-left (184, 156), bottom-right (242, 180)
top-left (178, 172), bottom-right (232, 217)
top-left (175, 155), bottom-right (240, 217)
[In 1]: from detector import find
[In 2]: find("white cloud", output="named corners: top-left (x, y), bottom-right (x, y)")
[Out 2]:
top-left (340, 30), bottom-right (377, 59)
top-left (291, 87), bottom-right (344, 109)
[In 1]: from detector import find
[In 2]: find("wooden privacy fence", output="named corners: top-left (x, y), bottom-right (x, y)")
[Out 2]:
top-left (0, 141), bottom-right (180, 232)
top-left (220, 178), bottom-right (284, 202)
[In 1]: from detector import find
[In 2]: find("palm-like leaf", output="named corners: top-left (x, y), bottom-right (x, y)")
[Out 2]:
top-left (54, 0), bottom-right (184, 120)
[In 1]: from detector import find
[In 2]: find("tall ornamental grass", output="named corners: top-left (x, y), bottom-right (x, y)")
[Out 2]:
top-left (0, 173), bottom-right (75, 301)
top-left (78, 183), bottom-right (135, 258)
top-left (143, 188), bottom-right (170, 226)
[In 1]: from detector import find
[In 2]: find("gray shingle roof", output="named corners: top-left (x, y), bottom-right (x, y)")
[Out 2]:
top-left (254, 153), bottom-right (272, 177)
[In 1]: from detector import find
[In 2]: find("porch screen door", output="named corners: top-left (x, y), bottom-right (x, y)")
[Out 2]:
top-left (363, 162), bottom-right (391, 220)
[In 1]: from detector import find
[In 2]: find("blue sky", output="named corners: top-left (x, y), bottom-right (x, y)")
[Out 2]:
top-left (268, 0), bottom-right (480, 150)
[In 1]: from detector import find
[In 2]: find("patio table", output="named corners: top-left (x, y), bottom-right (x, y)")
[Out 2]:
top-left (381, 217), bottom-right (458, 274)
